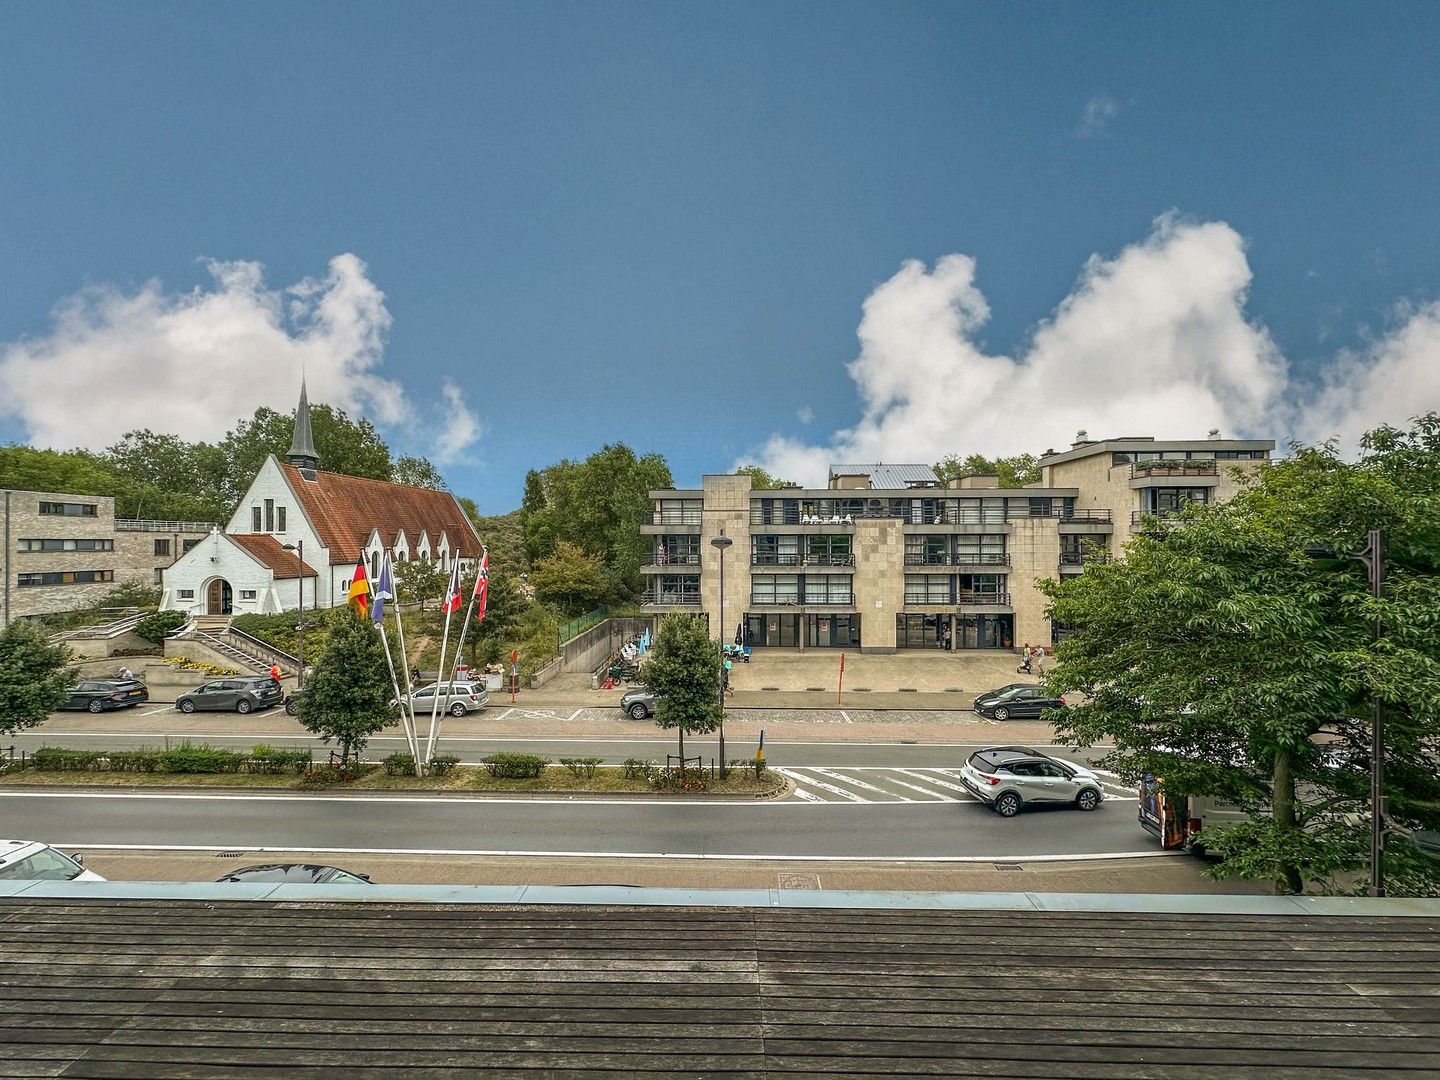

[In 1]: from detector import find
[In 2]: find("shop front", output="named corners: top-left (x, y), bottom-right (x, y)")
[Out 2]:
top-left (806, 613), bottom-right (860, 648)
top-left (745, 612), bottom-right (800, 648)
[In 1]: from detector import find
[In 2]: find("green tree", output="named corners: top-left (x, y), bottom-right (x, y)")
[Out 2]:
top-left (463, 502), bottom-right (526, 581)
top-left (641, 614), bottom-right (722, 760)
top-left (0, 620), bottom-right (73, 737)
top-left (135, 610), bottom-right (186, 645)
top-left (1043, 420), bottom-right (1440, 896)
top-left (934, 452), bottom-right (1041, 488)
top-left (467, 572), bottom-right (527, 668)
top-left (734, 465), bottom-right (797, 489)
top-left (294, 610), bottom-right (395, 763)
top-left (218, 403), bottom-right (393, 504)
top-left (393, 455), bottom-right (449, 490)
top-left (394, 557), bottom-right (448, 612)
top-left (519, 469), bottom-right (554, 562)
top-left (530, 541), bottom-right (608, 615)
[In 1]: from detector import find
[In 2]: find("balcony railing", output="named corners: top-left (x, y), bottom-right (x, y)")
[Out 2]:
top-left (649, 510), bottom-right (703, 525)
top-left (641, 590), bottom-right (702, 606)
top-left (904, 552), bottom-right (1010, 566)
top-left (1131, 509), bottom-right (1185, 528)
top-left (115, 519), bottom-right (218, 533)
top-left (751, 553), bottom-right (802, 567)
top-left (751, 505), bottom-right (1114, 526)
top-left (904, 591), bottom-right (1012, 607)
top-left (651, 552), bottom-right (701, 566)
top-left (749, 594), bottom-right (855, 607)
top-left (804, 553), bottom-right (856, 567)
top-left (1130, 462), bottom-right (1218, 479)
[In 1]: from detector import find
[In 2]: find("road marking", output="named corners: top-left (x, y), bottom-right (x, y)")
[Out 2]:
top-left (565, 709), bottom-right (583, 722)
top-left (790, 787), bottom-right (825, 803)
top-left (807, 767), bottom-right (911, 800)
top-left (895, 768), bottom-right (973, 795)
top-left (772, 770), bottom-right (865, 802)
top-left (493, 708), bottom-right (515, 721)
top-left (839, 711), bottom-right (852, 724)
top-left (0, 790), bottom-right (908, 808)
top-left (878, 775), bottom-right (963, 802)
top-left (139, 706), bottom-right (173, 716)
top-left (56, 841), bottom-right (1183, 864)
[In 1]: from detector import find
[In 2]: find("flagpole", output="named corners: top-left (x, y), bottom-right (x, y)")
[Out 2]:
top-left (424, 559), bottom-right (462, 768)
top-left (387, 564), bottom-right (423, 773)
top-left (372, 554), bottom-right (421, 766)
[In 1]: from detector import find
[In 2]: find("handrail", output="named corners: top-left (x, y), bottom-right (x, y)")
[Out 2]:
top-left (751, 553), bottom-right (802, 566)
top-left (648, 511), bottom-right (703, 525)
top-left (904, 553), bottom-right (1010, 566)
top-left (640, 591), bottom-right (701, 606)
top-left (115, 519), bottom-right (219, 532)
top-left (1130, 462), bottom-right (1217, 479)
top-left (651, 552), bottom-right (701, 566)
top-left (804, 553), bottom-right (856, 567)
top-left (748, 595), bottom-right (856, 607)
top-left (224, 626), bottom-right (301, 668)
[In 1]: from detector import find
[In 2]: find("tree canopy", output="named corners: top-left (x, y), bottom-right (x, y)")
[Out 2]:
top-left (734, 465), bottom-right (797, 489)
top-left (0, 620), bottom-right (73, 737)
top-left (1, 401), bottom-right (447, 522)
top-left (933, 452), bottom-right (1041, 489)
top-left (519, 443), bottom-right (672, 600)
top-left (1043, 417), bottom-right (1440, 896)
top-left (295, 610), bottom-right (396, 763)
top-left (641, 613), bottom-right (722, 760)
top-left (529, 541), bottom-right (608, 616)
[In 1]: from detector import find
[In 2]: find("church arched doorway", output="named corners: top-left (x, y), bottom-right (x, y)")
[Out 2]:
top-left (206, 578), bottom-right (233, 615)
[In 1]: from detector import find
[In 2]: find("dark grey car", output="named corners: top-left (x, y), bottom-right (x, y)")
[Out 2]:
top-left (176, 676), bottom-right (284, 715)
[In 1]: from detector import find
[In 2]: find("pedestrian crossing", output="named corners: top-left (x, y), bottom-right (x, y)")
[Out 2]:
top-left (776, 766), bottom-right (1138, 804)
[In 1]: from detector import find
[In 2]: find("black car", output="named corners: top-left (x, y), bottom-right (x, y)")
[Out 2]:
top-left (215, 863), bottom-right (372, 885)
top-left (176, 676), bottom-right (284, 714)
top-left (973, 684), bottom-right (1067, 721)
top-left (61, 679), bottom-right (149, 713)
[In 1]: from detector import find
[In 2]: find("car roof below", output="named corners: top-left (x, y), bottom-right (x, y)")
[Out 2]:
top-left (0, 840), bottom-right (44, 863)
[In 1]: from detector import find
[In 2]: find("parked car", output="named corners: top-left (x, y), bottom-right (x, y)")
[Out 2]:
top-left (60, 679), bottom-right (149, 713)
top-left (972, 684), bottom-right (1067, 721)
top-left (215, 863), bottom-right (371, 885)
top-left (404, 681), bottom-right (488, 716)
top-left (619, 687), bottom-right (657, 720)
top-left (959, 746), bottom-right (1104, 817)
top-left (284, 689), bottom-right (307, 716)
top-left (0, 839), bottom-right (105, 881)
top-left (175, 676), bottom-right (284, 715)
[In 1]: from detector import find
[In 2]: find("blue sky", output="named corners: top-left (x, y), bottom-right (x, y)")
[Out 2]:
top-left (2, 2), bottom-right (1439, 509)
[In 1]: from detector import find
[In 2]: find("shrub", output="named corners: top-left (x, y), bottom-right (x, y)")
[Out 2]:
top-left (301, 763), bottom-right (372, 785)
top-left (247, 744), bottom-right (310, 775)
top-left (156, 743), bottom-right (245, 774)
top-left (560, 756), bottom-right (602, 778)
top-left (649, 765), bottom-right (708, 792)
top-left (482, 753), bottom-right (549, 779)
top-left (135, 610), bottom-right (186, 645)
top-left (106, 751), bottom-right (161, 773)
top-left (32, 748), bottom-right (104, 771)
top-left (428, 754), bottom-right (460, 777)
top-left (731, 756), bottom-right (768, 780)
top-left (383, 752), bottom-right (416, 777)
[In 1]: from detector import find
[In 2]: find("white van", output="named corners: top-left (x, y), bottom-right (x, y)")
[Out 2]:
top-left (0, 839), bottom-right (105, 882)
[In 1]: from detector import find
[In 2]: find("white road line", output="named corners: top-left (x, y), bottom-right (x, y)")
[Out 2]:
top-left (896, 768), bottom-right (974, 795)
top-left (790, 787), bottom-right (825, 803)
top-left (0, 790), bottom-right (896, 808)
top-left (493, 707), bottom-right (515, 721)
top-left (57, 842), bottom-right (1183, 864)
top-left (839, 711), bottom-right (852, 724)
top-left (877, 774), bottom-right (964, 802)
top-left (140, 706), bottom-right (173, 716)
top-left (565, 709), bottom-right (583, 722)
top-left (808, 767), bottom-right (911, 801)
top-left (775, 770), bottom-right (865, 802)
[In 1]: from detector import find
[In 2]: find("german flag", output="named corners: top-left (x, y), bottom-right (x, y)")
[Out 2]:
top-left (348, 554), bottom-right (370, 619)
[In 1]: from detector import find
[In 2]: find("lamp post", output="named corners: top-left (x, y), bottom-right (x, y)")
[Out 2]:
top-left (1308, 529), bottom-right (1386, 897)
top-left (710, 531), bottom-right (733, 777)
top-left (282, 541), bottom-right (306, 690)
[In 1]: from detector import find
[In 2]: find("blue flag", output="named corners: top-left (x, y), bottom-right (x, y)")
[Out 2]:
top-left (371, 552), bottom-right (395, 626)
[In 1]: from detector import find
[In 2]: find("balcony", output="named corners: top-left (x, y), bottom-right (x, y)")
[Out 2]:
top-left (751, 553), bottom-right (803, 567)
top-left (641, 590), bottom-right (702, 607)
top-left (804, 553), bottom-right (856, 568)
top-left (1059, 551), bottom-right (1109, 573)
top-left (749, 593), bottom-right (856, 608)
top-left (1131, 510), bottom-right (1185, 531)
top-left (642, 510), bottom-right (703, 534)
top-left (1129, 463), bottom-right (1220, 490)
top-left (642, 552), bottom-right (701, 573)
top-left (956, 591), bottom-right (1011, 609)
top-left (904, 552), bottom-right (1010, 567)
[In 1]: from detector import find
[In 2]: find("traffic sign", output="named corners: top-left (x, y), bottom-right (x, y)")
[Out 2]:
top-left (510, 649), bottom-right (519, 665)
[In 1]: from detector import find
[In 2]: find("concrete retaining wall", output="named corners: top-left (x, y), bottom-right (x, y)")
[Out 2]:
top-left (561, 617), bottom-right (652, 676)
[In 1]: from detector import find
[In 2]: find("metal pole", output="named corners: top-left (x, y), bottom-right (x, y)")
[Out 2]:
top-left (1367, 529), bottom-right (1385, 898)
top-left (296, 540), bottom-right (305, 689)
top-left (717, 539), bottom-right (726, 776)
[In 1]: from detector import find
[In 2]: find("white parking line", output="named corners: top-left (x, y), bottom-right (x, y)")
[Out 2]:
top-left (808, 767), bottom-right (912, 801)
top-left (565, 709), bottom-right (583, 722)
top-left (493, 707), bottom-right (515, 721)
top-left (140, 706), bottom-right (172, 716)
top-left (839, 711), bottom-right (852, 724)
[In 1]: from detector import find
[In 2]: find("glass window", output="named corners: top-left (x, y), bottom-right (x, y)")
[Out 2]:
top-left (38, 502), bottom-right (97, 517)
top-left (264, 499), bottom-right (274, 532)
top-left (240, 590), bottom-right (257, 600)
top-left (183, 539), bottom-right (200, 553)
top-left (276, 507), bottom-right (286, 532)
top-left (154, 539), bottom-right (171, 556)
top-left (0, 848), bottom-right (85, 881)
top-left (751, 575), bottom-right (800, 604)
top-left (252, 506), bottom-right (263, 531)
top-left (178, 589), bottom-right (194, 599)
top-left (904, 575), bottom-right (952, 604)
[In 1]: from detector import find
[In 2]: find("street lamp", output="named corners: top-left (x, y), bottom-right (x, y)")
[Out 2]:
top-left (710, 531), bottom-right (733, 777)
top-left (282, 541), bottom-right (306, 690)
top-left (1307, 529), bottom-right (1386, 897)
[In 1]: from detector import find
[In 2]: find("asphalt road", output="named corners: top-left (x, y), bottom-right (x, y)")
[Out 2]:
top-left (0, 789), bottom-right (1153, 861)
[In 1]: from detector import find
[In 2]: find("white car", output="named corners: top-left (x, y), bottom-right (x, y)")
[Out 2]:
top-left (0, 839), bottom-right (106, 882)
top-left (404, 681), bottom-right (489, 716)
top-left (959, 746), bottom-right (1105, 817)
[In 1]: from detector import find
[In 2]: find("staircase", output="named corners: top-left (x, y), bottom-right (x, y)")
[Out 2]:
top-left (192, 631), bottom-right (274, 675)
top-left (50, 611), bottom-right (147, 643)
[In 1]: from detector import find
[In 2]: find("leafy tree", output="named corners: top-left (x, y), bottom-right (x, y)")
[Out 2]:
top-left (530, 541), bottom-right (608, 615)
top-left (467, 572), bottom-right (526, 668)
top-left (519, 470), bottom-right (553, 562)
top-left (218, 403), bottom-right (393, 504)
top-left (394, 557), bottom-right (448, 612)
top-left (641, 613), bottom-right (722, 760)
top-left (101, 582), bottom-right (163, 610)
top-left (1043, 419), bottom-right (1440, 896)
top-left (0, 621), bottom-right (73, 737)
top-left (463, 502), bottom-right (526, 581)
top-left (734, 465), bottom-right (797, 489)
top-left (294, 610), bottom-right (395, 763)
top-left (393, 455), bottom-right (448, 490)
top-left (135, 610), bottom-right (186, 645)
top-left (934, 452), bottom-right (1041, 489)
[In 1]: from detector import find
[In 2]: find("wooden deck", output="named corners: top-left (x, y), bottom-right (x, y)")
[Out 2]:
top-left (1, 898), bottom-right (1437, 1077)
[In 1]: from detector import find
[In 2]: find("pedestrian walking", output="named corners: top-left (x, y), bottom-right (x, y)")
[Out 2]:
top-left (410, 665), bottom-right (421, 688)
top-left (1019, 643), bottom-right (1033, 675)
top-left (1034, 644), bottom-right (1047, 675)
top-left (268, 662), bottom-right (281, 684)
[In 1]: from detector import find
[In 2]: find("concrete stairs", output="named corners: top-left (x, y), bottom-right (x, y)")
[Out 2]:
top-left (192, 631), bottom-right (273, 675)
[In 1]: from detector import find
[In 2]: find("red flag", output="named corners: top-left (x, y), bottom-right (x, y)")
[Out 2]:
top-left (473, 547), bottom-right (489, 623)
top-left (440, 558), bottom-right (463, 615)
top-left (347, 555), bottom-right (369, 619)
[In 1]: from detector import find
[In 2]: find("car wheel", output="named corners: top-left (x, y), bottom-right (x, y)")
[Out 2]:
top-left (629, 703), bottom-right (649, 720)
top-left (285, 701), bottom-right (297, 715)
top-left (1076, 788), bottom-right (1101, 811)
top-left (179, 700), bottom-right (196, 714)
top-left (88, 699), bottom-right (104, 713)
top-left (994, 792), bottom-right (1022, 817)
top-left (993, 707), bottom-right (1010, 721)
top-left (236, 700), bottom-right (252, 715)
top-left (450, 702), bottom-right (467, 716)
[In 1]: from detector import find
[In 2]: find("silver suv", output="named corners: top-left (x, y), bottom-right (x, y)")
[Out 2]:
top-left (959, 745), bottom-right (1104, 817)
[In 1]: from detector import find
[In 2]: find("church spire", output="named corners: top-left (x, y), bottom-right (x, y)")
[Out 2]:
top-left (286, 379), bottom-right (319, 471)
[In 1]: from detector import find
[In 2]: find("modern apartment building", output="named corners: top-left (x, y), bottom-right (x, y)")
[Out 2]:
top-left (1, 488), bottom-right (212, 628)
top-left (641, 434), bottom-right (1273, 652)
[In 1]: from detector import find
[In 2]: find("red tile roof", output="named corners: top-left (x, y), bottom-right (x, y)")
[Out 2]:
top-left (231, 533), bottom-right (319, 578)
top-left (279, 462), bottom-right (482, 563)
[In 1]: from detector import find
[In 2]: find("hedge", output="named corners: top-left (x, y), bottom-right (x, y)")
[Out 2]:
top-left (482, 753), bottom-right (549, 779)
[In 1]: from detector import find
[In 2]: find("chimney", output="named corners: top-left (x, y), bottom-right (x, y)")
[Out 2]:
top-left (1208, 428), bottom-right (1222, 439)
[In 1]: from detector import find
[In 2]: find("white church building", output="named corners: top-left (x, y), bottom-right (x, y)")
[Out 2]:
top-left (162, 384), bottom-right (481, 617)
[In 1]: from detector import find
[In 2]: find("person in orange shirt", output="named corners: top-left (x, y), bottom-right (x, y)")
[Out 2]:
top-left (269, 663), bottom-right (281, 683)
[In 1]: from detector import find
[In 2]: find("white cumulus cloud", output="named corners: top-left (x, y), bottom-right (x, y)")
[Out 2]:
top-left (0, 253), bottom-right (483, 464)
top-left (434, 378), bottom-right (483, 465)
top-left (1076, 93), bottom-right (1121, 138)
top-left (745, 215), bottom-right (1440, 485)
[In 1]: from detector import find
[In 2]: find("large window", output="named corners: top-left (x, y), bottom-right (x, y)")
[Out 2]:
top-left (656, 535), bottom-right (701, 565)
top-left (651, 575), bottom-right (700, 604)
top-left (1143, 487), bottom-right (1211, 515)
top-left (956, 573), bottom-right (1005, 599)
top-left (17, 538), bottom-right (113, 552)
top-left (955, 614), bottom-right (1013, 649)
top-left (655, 499), bottom-right (703, 525)
top-left (745, 613), bottom-right (799, 647)
top-left (38, 502), bottom-right (97, 517)
top-left (953, 534), bottom-right (1006, 562)
top-left (804, 575), bottom-right (852, 605)
top-left (905, 575), bottom-right (952, 604)
top-left (807, 614), bottom-right (860, 648)
top-left (751, 535), bottom-right (800, 566)
top-left (805, 534), bottom-right (852, 566)
top-left (896, 614), bottom-right (948, 649)
top-left (751, 498), bottom-right (800, 525)
top-left (154, 539), bottom-right (170, 556)
top-left (905, 535), bottom-right (948, 565)
top-left (750, 575), bottom-right (800, 604)
top-left (17, 570), bottom-right (114, 587)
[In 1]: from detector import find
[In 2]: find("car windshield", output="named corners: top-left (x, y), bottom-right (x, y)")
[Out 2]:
top-left (0, 848), bottom-right (85, 881)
